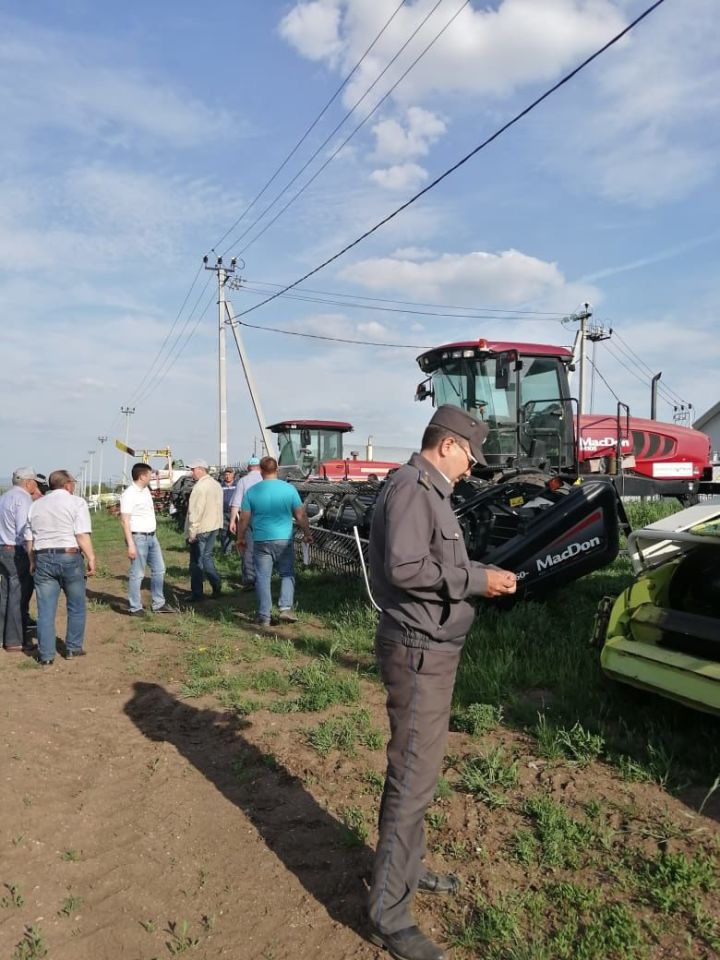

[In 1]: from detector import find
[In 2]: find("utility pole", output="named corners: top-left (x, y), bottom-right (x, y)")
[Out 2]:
top-left (586, 321), bottom-right (612, 414)
top-left (97, 436), bottom-right (108, 497)
top-left (224, 286), bottom-right (277, 460)
top-left (576, 303), bottom-right (591, 422)
top-left (120, 406), bottom-right (135, 486)
top-left (87, 450), bottom-right (95, 501)
top-left (81, 460), bottom-right (88, 498)
top-left (205, 256), bottom-right (236, 467)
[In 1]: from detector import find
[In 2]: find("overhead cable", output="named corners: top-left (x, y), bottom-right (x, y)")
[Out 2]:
top-left (232, 0), bottom-right (471, 258)
top-left (242, 277), bottom-right (569, 316)
top-left (232, 0), bottom-right (668, 323)
top-left (237, 283), bottom-right (567, 323)
top-left (611, 327), bottom-right (689, 406)
top-left (223, 0), bottom-right (452, 257)
top-left (211, 0), bottom-right (409, 255)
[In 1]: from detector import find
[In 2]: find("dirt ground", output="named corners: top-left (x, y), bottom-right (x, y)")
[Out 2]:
top-left (1, 538), bottom-right (718, 959)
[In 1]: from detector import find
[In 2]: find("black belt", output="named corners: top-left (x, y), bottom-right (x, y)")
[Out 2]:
top-left (36, 548), bottom-right (80, 555)
top-left (132, 531), bottom-right (156, 536)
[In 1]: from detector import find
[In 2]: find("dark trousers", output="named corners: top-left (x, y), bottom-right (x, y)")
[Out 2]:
top-left (0, 547), bottom-right (33, 648)
top-left (368, 634), bottom-right (462, 934)
top-left (189, 530), bottom-right (220, 598)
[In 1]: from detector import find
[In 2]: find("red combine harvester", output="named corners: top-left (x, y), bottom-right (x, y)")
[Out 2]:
top-left (269, 419), bottom-right (398, 482)
top-left (415, 339), bottom-right (712, 498)
top-left (306, 338), bottom-right (714, 597)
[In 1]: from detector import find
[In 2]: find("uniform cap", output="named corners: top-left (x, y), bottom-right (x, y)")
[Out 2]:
top-left (248, 456), bottom-right (260, 466)
top-left (188, 458), bottom-right (209, 470)
top-left (428, 405), bottom-right (488, 466)
top-left (12, 467), bottom-right (37, 482)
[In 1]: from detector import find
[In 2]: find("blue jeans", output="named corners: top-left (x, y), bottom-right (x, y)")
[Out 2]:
top-left (241, 527), bottom-right (256, 586)
top-left (189, 530), bottom-right (220, 598)
top-left (128, 533), bottom-right (166, 612)
top-left (253, 539), bottom-right (295, 621)
top-left (34, 552), bottom-right (87, 661)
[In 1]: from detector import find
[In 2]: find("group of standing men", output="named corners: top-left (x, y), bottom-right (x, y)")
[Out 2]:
top-left (0, 467), bottom-right (95, 665)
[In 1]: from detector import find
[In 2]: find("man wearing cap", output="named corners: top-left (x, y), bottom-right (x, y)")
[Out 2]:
top-left (25, 470), bottom-right (96, 665)
top-left (218, 467), bottom-right (238, 556)
top-left (0, 467), bottom-right (39, 652)
top-left (185, 460), bottom-right (223, 601)
top-left (120, 462), bottom-right (176, 616)
top-left (367, 406), bottom-right (517, 960)
top-left (228, 457), bottom-right (262, 589)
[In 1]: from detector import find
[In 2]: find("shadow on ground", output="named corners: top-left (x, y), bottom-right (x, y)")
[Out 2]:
top-left (124, 682), bottom-right (374, 939)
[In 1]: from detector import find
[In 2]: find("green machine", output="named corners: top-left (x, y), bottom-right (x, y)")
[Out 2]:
top-left (594, 504), bottom-right (720, 716)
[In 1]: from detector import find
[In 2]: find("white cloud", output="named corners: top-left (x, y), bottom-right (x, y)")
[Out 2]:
top-left (278, 0), bottom-right (344, 65)
top-left (280, 0), bottom-right (628, 104)
top-left (372, 107), bottom-right (446, 162)
top-left (370, 162), bottom-right (428, 191)
top-left (339, 247), bottom-right (599, 309)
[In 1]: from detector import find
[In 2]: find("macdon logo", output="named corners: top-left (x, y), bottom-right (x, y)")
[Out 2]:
top-left (536, 536), bottom-right (602, 571)
top-left (579, 436), bottom-right (632, 451)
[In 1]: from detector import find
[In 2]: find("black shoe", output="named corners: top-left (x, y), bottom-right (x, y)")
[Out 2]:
top-left (241, 583), bottom-right (256, 592)
top-left (128, 609), bottom-right (146, 618)
top-left (417, 871), bottom-right (461, 896)
top-left (63, 650), bottom-right (86, 660)
top-left (210, 590), bottom-right (222, 599)
top-left (368, 925), bottom-right (445, 960)
top-left (254, 616), bottom-right (271, 627)
top-left (188, 595), bottom-right (205, 603)
top-left (153, 604), bottom-right (178, 614)
top-left (37, 658), bottom-right (54, 667)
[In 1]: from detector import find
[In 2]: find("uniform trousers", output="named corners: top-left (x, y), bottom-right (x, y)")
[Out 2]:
top-left (368, 634), bottom-right (462, 934)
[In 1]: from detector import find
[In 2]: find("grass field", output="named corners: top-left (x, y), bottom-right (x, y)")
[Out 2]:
top-left (74, 506), bottom-right (720, 957)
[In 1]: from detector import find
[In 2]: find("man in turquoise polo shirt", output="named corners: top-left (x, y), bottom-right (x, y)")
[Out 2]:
top-left (236, 456), bottom-right (313, 626)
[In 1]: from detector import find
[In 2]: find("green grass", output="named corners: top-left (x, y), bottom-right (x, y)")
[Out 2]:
top-left (458, 746), bottom-right (519, 808)
top-left (12, 926), bottom-right (47, 960)
top-left (307, 709), bottom-right (383, 757)
top-left (522, 794), bottom-right (596, 869)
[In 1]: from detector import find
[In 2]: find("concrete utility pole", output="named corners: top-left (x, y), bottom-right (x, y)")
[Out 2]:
top-left (205, 256), bottom-right (236, 468)
top-left (576, 303), bottom-right (592, 422)
top-left (224, 292), bottom-right (277, 460)
top-left (97, 436), bottom-right (108, 497)
top-left (87, 450), bottom-right (95, 501)
top-left (81, 460), bottom-right (89, 498)
top-left (120, 406), bottom-right (135, 486)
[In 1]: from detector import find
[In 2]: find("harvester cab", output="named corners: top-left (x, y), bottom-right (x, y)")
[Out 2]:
top-left (416, 339), bottom-right (576, 476)
top-left (269, 420), bottom-right (398, 483)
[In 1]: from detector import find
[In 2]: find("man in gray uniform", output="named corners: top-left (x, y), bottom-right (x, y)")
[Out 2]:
top-left (367, 405), bottom-right (517, 960)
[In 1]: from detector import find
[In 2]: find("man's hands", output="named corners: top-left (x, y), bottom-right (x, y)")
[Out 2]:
top-left (482, 568), bottom-right (517, 598)
top-left (86, 556), bottom-right (97, 577)
top-left (127, 543), bottom-right (138, 561)
top-left (302, 529), bottom-right (314, 545)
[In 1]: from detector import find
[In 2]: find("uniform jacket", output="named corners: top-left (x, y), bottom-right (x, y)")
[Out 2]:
top-left (369, 453), bottom-right (489, 648)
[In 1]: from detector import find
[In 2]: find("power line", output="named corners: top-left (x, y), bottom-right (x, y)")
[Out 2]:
top-left (228, 308), bottom-right (428, 349)
top-left (603, 341), bottom-right (676, 409)
top-left (242, 277), bottom-right (568, 316)
top-left (135, 281), bottom-right (216, 405)
top-left (237, 283), bottom-right (568, 323)
top-left (211, 0), bottom-right (409, 255)
top-left (223, 0), bottom-right (451, 258)
top-left (611, 327), bottom-right (689, 406)
top-left (125, 260), bottom-right (205, 407)
top-left (233, 0), bottom-right (471, 259)
top-left (587, 356), bottom-right (621, 404)
top-left (232, 0), bottom-right (668, 323)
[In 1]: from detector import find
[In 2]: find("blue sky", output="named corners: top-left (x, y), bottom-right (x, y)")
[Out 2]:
top-left (1, 0), bottom-right (718, 479)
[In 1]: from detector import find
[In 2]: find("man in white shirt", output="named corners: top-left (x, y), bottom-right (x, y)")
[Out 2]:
top-left (120, 463), bottom-right (176, 617)
top-left (25, 470), bottom-right (96, 665)
top-left (0, 467), bottom-right (38, 652)
top-left (184, 460), bottom-right (223, 601)
top-left (228, 457), bottom-right (262, 589)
